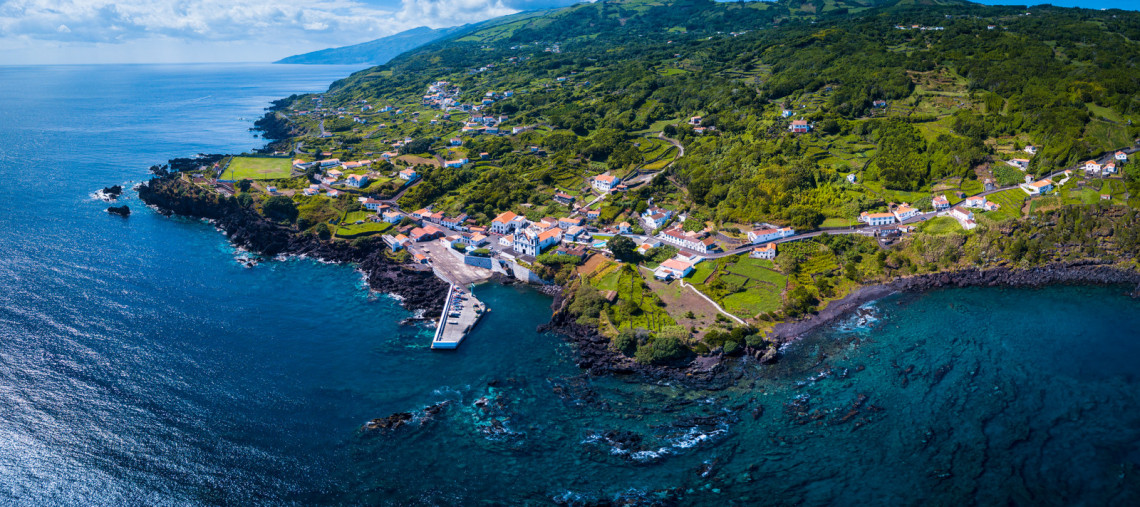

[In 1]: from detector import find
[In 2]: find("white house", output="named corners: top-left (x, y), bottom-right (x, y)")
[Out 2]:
top-left (1007, 158), bottom-right (1030, 171)
top-left (641, 206), bottom-right (673, 231)
top-left (932, 195), bottom-right (950, 211)
top-left (381, 211), bottom-right (402, 224)
top-left (963, 195), bottom-right (986, 208)
top-left (657, 227), bottom-right (715, 253)
top-left (747, 227), bottom-right (794, 245)
top-left (1103, 162), bottom-right (1117, 175)
top-left (893, 204), bottom-right (918, 221)
top-left (653, 258), bottom-right (695, 281)
top-left (344, 174), bottom-right (369, 188)
top-left (450, 138), bottom-right (462, 146)
top-left (1084, 160), bottom-right (1102, 174)
top-left (319, 159), bottom-right (341, 168)
top-left (383, 234), bottom-right (410, 251)
top-left (1024, 145), bottom-right (1038, 155)
top-left (1116, 151), bottom-right (1128, 162)
top-left (592, 174), bottom-right (621, 193)
top-left (1020, 179), bottom-right (1053, 196)
top-left (846, 173), bottom-right (857, 184)
top-left (948, 207), bottom-right (976, 230)
top-left (789, 120), bottom-right (811, 133)
top-left (558, 217), bottom-right (583, 229)
top-left (399, 168), bottom-right (418, 181)
top-left (490, 211), bottom-right (523, 235)
top-left (859, 212), bottom-right (896, 226)
top-left (617, 222), bottom-right (631, 234)
top-left (751, 242), bottom-right (777, 260)
top-left (444, 158), bottom-right (468, 168)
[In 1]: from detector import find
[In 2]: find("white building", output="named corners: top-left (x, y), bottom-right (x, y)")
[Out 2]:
top-left (1020, 179), bottom-right (1053, 196)
top-left (747, 227), bottom-right (794, 245)
top-left (893, 204), bottom-right (918, 221)
top-left (948, 207), bottom-right (976, 230)
top-left (1116, 151), bottom-right (1128, 162)
top-left (490, 211), bottom-right (523, 235)
top-left (860, 212), bottom-right (896, 226)
top-left (641, 206), bottom-right (673, 231)
top-left (653, 258), bottom-right (695, 281)
top-left (751, 242), bottom-right (777, 260)
top-left (1084, 160), bottom-right (1102, 174)
top-left (344, 174), bottom-right (369, 188)
top-left (592, 174), bottom-right (621, 193)
top-left (932, 195), bottom-right (950, 211)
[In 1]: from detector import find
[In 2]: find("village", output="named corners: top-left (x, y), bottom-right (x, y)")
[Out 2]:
top-left (196, 56), bottom-right (1140, 350)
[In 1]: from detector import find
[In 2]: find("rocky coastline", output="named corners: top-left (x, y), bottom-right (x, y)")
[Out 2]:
top-left (541, 261), bottom-right (1140, 387)
top-left (137, 174), bottom-right (448, 315)
top-left (133, 170), bottom-right (1140, 387)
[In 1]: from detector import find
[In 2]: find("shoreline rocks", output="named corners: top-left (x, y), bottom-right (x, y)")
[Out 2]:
top-left (541, 262), bottom-right (1140, 386)
top-left (106, 205), bottom-right (130, 217)
top-left (137, 175), bottom-right (448, 315)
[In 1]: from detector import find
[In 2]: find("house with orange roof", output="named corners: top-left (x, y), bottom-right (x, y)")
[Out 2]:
top-left (490, 211), bottom-right (521, 234)
top-left (859, 211), bottom-right (896, 226)
top-left (344, 174), bottom-right (368, 188)
top-left (893, 204), bottom-right (919, 221)
top-left (1116, 151), bottom-right (1128, 162)
top-left (1103, 162), bottom-right (1117, 175)
top-left (750, 242), bottom-right (777, 260)
top-left (592, 174), bottom-right (621, 193)
top-left (399, 168), bottom-right (418, 181)
top-left (932, 195), bottom-right (950, 211)
top-left (1020, 178), bottom-right (1053, 196)
top-left (747, 227), bottom-right (795, 245)
top-left (1084, 160), bottom-right (1102, 173)
top-left (948, 207), bottom-right (976, 230)
top-left (654, 258), bottom-right (695, 280)
top-left (383, 234), bottom-right (410, 251)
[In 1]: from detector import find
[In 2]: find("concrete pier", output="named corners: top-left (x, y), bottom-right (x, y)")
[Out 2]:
top-left (431, 284), bottom-right (487, 349)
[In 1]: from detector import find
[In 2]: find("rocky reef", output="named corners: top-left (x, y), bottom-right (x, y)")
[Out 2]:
top-left (137, 174), bottom-right (447, 315)
top-left (106, 205), bottom-right (130, 216)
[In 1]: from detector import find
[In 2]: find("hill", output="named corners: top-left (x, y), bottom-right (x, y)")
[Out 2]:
top-left (264, 0), bottom-right (1140, 228)
top-left (275, 26), bottom-right (467, 65)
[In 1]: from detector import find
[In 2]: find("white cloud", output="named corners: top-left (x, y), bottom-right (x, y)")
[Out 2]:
top-left (0, 0), bottom-right (574, 62)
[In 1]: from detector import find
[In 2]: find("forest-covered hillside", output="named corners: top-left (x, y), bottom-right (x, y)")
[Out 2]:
top-left (267, 0), bottom-right (1140, 229)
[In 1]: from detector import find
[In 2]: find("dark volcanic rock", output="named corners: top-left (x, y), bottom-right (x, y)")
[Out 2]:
top-left (106, 205), bottom-right (130, 216)
top-left (102, 185), bottom-right (123, 199)
top-left (138, 175), bottom-right (447, 315)
top-left (538, 290), bottom-right (739, 390)
top-left (362, 412), bottom-right (413, 432)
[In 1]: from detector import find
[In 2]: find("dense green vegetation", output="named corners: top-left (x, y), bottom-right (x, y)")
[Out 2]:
top-left (249, 0), bottom-right (1140, 363)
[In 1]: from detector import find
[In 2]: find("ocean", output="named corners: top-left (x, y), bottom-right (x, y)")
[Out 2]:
top-left (2, 64), bottom-right (1140, 505)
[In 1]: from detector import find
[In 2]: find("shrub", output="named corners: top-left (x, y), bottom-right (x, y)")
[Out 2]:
top-left (262, 195), bottom-right (298, 223)
top-left (613, 331), bottom-right (637, 355)
top-left (634, 333), bottom-right (688, 365)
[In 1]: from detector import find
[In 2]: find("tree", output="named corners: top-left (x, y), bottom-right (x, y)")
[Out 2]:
top-left (262, 195), bottom-right (298, 223)
top-left (238, 179), bottom-right (252, 192)
top-left (608, 234), bottom-right (640, 262)
top-left (314, 223), bottom-right (332, 240)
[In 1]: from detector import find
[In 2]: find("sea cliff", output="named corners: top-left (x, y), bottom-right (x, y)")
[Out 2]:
top-left (138, 175), bottom-right (448, 315)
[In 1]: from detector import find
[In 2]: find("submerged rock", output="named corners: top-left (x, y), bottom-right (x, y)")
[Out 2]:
top-left (362, 412), bottom-right (413, 433)
top-left (106, 205), bottom-right (130, 217)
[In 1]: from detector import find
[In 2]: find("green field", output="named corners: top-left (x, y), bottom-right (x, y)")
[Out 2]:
top-left (335, 221), bottom-right (392, 238)
top-left (223, 157), bottom-right (292, 181)
top-left (921, 216), bottom-right (966, 235)
top-left (688, 257), bottom-right (787, 318)
top-left (982, 189), bottom-right (1028, 221)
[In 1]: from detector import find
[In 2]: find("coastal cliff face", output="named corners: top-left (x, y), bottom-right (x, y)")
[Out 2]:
top-left (138, 176), bottom-right (448, 314)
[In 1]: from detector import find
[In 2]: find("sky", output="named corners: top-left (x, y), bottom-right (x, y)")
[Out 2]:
top-left (0, 0), bottom-right (583, 64)
top-left (0, 0), bottom-right (1137, 65)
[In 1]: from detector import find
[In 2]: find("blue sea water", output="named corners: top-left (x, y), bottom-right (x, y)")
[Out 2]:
top-left (3, 64), bottom-right (1140, 505)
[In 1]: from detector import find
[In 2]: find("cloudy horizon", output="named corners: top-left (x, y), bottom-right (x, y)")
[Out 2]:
top-left (2, 0), bottom-right (1138, 65)
top-left (0, 0), bottom-right (582, 64)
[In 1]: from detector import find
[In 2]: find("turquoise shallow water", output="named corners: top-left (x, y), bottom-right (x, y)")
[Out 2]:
top-left (2, 64), bottom-right (1140, 505)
